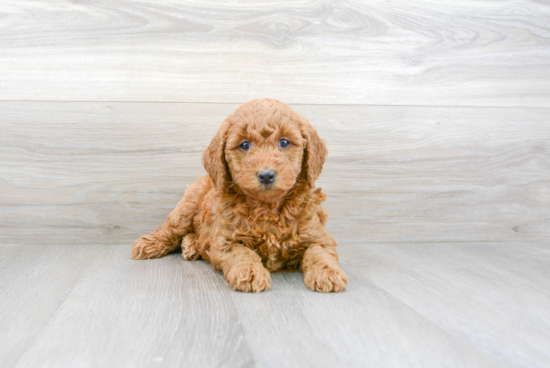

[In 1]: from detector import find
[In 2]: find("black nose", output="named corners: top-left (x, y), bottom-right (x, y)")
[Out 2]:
top-left (257, 169), bottom-right (277, 185)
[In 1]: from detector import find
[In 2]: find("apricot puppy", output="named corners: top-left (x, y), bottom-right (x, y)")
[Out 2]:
top-left (131, 98), bottom-right (347, 293)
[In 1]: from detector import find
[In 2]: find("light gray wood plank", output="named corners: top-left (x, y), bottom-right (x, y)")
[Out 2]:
top-left (11, 245), bottom-right (253, 368)
top-left (0, 1), bottom-right (549, 106)
top-left (231, 272), bottom-right (504, 368)
top-left (339, 241), bottom-right (550, 368)
top-left (3, 242), bottom-right (549, 367)
top-left (1, 101), bottom-right (549, 244)
top-left (0, 245), bottom-right (98, 368)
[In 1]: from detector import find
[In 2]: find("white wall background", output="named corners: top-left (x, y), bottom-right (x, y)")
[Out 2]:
top-left (1, 0), bottom-right (549, 245)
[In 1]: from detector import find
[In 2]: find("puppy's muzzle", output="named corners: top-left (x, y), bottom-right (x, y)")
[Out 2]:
top-left (257, 169), bottom-right (277, 185)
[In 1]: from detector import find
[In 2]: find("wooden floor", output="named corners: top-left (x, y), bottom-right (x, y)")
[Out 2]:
top-left (0, 242), bottom-right (549, 368)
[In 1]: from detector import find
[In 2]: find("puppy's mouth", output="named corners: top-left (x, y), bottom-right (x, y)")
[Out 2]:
top-left (259, 183), bottom-right (275, 191)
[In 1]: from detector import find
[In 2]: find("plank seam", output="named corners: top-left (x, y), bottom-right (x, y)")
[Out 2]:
top-left (1, 100), bottom-right (550, 109)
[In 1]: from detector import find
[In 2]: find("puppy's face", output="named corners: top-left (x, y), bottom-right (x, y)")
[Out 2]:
top-left (203, 99), bottom-right (327, 203)
top-left (224, 117), bottom-right (305, 202)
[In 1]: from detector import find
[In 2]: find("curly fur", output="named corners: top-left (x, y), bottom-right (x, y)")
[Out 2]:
top-left (131, 98), bottom-right (347, 293)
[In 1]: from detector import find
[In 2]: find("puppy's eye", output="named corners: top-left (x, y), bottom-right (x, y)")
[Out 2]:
top-left (239, 141), bottom-right (251, 151)
top-left (279, 139), bottom-right (290, 148)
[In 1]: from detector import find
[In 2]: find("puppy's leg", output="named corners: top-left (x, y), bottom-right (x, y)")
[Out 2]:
top-left (212, 245), bottom-right (271, 293)
top-left (131, 178), bottom-right (206, 260)
top-left (302, 240), bottom-right (347, 293)
top-left (131, 221), bottom-right (183, 259)
top-left (181, 233), bottom-right (200, 261)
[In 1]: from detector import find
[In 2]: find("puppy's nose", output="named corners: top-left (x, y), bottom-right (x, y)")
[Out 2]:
top-left (257, 169), bottom-right (277, 185)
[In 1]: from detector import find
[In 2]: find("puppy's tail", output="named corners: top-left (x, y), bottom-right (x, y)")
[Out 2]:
top-left (131, 175), bottom-right (211, 259)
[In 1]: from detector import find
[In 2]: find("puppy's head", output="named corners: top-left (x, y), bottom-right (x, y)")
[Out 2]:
top-left (202, 98), bottom-right (327, 202)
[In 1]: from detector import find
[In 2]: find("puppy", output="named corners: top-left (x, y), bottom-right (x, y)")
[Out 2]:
top-left (131, 98), bottom-right (347, 293)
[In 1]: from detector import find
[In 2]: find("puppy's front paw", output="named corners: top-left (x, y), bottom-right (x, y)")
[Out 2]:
top-left (304, 265), bottom-right (348, 293)
top-left (226, 262), bottom-right (271, 293)
top-left (131, 236), bottom-right (167, 259)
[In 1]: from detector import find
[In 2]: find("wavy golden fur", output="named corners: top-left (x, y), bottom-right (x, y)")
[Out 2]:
top-left (131, 98), bottom-right (347, 293)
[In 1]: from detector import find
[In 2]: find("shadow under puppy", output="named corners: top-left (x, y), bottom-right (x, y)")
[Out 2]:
top-left (131, 98), bottom-right (347, 293)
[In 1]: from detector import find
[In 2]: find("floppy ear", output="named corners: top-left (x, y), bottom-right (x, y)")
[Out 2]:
top-left (202, 118), bottom-right (232, 190)
top-left (298, 117), bottom-right (327, 188)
